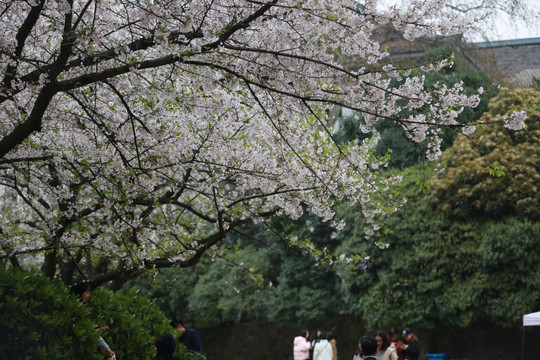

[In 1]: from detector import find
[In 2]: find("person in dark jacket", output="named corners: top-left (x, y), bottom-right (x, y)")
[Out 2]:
top-left (400, 328), bottom-right (421, 360)
top-left (360, 336), bottom-right (379, 360)
top-left (171, 318), bottom-right (204, 354)
top-left (154, 333), bottom-right (176, 360)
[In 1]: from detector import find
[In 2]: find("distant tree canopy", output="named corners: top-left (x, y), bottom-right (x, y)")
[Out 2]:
top-left (336, 89), bottom-right (540, 329)
top-left (336, 166), bottom-right (540, 330)
top-left (125, 164), bottom-right (540, 330)
top-left (122, 87), bottom-right (540, 331)
top-left (428, 88), bottom-right (540, 219)
top-left (123, 215), bottom-right (344, 327)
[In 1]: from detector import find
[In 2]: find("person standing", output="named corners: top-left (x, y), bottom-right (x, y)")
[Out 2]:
top-left (313, 332), bottom-right (333, 360)
top-left (312, 330), bottom-right (322, 348)
top-left (311, 330), bottom-right (322, 360)
top-left (328, 332), bottom-right (338, 360)
top-left (352, 336), bottom-right (363, 360)
top-left (171, 318), bottom-right (204, 354)
top-left (388, 329), bottom-right (402, 360)
top-left (375, 330), bottom-right (397, 360)
top-left (360, 336), bottom-right (378, 360)
top-left (294, 330), bottom-right (312, 360)
top-left (154, 333), bottom-right (177, 360)
top-left (401, 328), bottom-right (421, 360)
top-left (69, 279), bottom-right (116, 360)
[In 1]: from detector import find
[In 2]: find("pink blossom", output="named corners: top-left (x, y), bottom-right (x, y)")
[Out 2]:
top-left (503, 110), bottom-right (527, 130)
top-left (0, 0), bottom-right (530, 278)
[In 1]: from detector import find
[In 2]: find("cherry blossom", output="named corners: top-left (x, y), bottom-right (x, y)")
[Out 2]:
top-left (503, 110), bottom-right (527, 131)
top-left (0, 0), bottom-right (528, 285)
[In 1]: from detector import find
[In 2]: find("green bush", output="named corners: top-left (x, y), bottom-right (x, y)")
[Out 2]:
top-left (173, 345), bottom-right (207, 360)
top-left (86, 287), bottom-right (172, 359)
top-left (0, 263), bottom-right (205, 359)
top-left (85, 287), bottom-right (206, 359)
top-left (0, 263), bottom-right (100, 360)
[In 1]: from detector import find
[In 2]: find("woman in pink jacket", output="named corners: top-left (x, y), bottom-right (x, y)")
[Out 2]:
top-left (294, 330), bottom-right (312, 360)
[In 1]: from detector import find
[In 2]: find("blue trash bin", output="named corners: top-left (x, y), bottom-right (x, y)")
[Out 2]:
top-left (425, 353), bottom-right (450, 360)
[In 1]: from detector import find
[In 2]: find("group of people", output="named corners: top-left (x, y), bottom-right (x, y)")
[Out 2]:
top-left (69, 279), bottom-right (203, 360)
top-left (293, 327), bottom-right (421, 360)
top-left (294, 330), bottom-right (338, 360)
top-left (354, 328), bottom-right (420, 360)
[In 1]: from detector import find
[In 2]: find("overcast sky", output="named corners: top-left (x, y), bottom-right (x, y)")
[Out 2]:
top-left (479, 2), bottom-right (540, 41)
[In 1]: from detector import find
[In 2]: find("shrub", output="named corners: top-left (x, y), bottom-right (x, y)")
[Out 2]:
top-left (173, 345), bottom-right (207, 360)
top-left (86, 287), bottom-right (172, 359)
top-left (0, 263), bottom-right (205, 359)
top-left (87, 287), bottom-right (206, 359)
top-left (0, 263), bottom-right (100, 359)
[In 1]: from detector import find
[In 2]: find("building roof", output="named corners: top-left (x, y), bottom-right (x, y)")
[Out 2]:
top-left (472, 37), bottom-right (540, 48)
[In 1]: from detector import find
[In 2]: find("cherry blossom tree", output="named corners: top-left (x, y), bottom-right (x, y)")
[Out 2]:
top-left (0, 0), bottom-right (528, 286)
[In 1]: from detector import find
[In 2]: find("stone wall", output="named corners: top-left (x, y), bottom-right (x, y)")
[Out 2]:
top-left (462, 38), bottom-right (540, 89)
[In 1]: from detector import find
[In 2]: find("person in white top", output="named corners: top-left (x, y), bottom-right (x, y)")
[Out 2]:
top-left (313, 332), bottom-right (333, 360)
